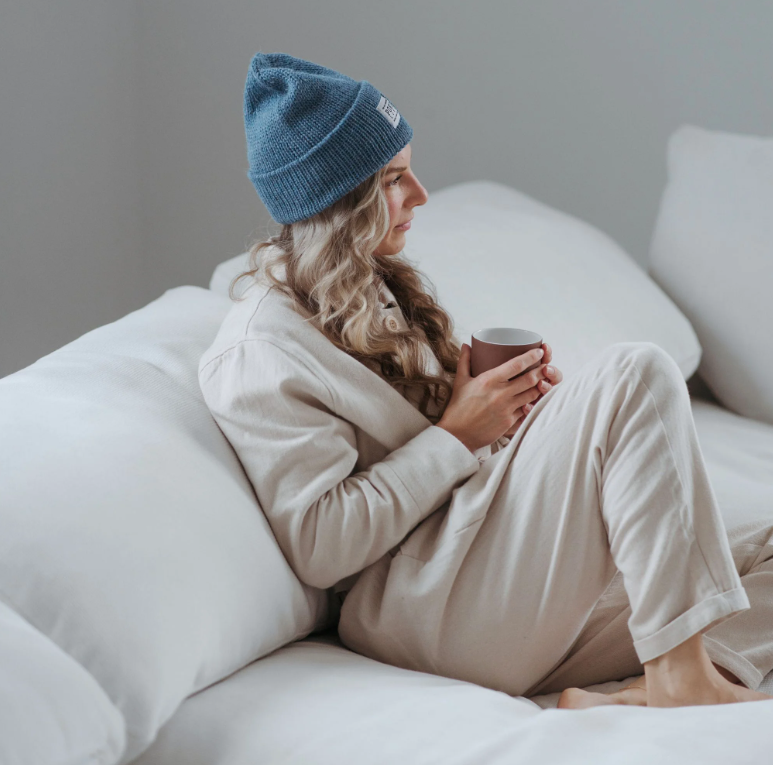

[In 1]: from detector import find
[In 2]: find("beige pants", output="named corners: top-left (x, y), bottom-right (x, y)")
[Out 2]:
top-left (339, 342), bottom-right (773, 696)
top-left (528, 517), bottom-right (773, 694)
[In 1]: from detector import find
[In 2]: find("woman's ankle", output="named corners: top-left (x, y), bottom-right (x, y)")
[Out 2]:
top-left (644, 635), bottom-right (724, 694)
top-left (643, 634), bottom-right (742, 705)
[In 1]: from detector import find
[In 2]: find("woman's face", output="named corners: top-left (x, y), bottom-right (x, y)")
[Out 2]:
top-left (374, 143), bottom-right (429, 257)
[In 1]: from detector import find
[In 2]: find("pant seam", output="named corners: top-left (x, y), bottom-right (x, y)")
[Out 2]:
top-left (624, 355), bottom-right (724, 595)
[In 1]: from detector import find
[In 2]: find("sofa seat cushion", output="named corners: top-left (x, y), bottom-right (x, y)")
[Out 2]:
top-left (133, 632), bottom-right (773, 765)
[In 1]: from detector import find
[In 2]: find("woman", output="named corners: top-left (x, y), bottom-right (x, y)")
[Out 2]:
top-left (199, 51), bottom-right (773, 708)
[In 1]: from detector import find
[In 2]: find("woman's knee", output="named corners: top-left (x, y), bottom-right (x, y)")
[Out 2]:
top-left (599, 341), bottom-right (686, 390)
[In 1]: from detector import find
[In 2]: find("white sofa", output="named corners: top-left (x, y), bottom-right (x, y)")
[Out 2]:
top-left (2, 125), bottom-right (772, 765)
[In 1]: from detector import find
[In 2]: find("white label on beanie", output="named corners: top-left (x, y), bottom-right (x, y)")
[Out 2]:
top-left (376, 96), bottom-right (400, 129)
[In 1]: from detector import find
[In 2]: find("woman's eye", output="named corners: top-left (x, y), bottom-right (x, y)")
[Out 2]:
top-left (388, 175), bottom-right (402, 187)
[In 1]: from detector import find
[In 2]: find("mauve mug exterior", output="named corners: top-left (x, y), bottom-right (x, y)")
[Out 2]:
top-left (470, 328), bottom-right (544, 380)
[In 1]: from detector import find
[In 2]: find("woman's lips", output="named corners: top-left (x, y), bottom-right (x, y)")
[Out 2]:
top-left (395, 220), bottom-right (412, 231)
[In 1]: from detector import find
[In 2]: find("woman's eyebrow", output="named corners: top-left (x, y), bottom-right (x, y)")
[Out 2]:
top-left (386, 165), bottom-right (407, 174)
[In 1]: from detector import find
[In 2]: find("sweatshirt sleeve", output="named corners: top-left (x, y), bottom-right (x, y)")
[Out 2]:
top-left (198, 338), bottom-right (481, 590)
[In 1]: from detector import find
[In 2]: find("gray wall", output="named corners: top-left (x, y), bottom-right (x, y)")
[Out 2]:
top-left (1, 0), bottom-right (150, 378)
top-left (3, 1), bottom-right (773, 378)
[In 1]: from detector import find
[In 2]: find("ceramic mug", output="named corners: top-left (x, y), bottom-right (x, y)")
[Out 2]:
top-left (470, 328), bottom-right (544, 380)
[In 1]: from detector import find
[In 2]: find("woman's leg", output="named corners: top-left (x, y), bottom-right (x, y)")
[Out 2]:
top-left (580, 344), bottom-right (749, 667)
top-left (477, 341), bottom-right (749, 693)
top-left (546, 341), bottom-right (772, 706)
top-left (342, 342), bottom-right (752, 699)
top-left (545, 519), bottom-right (773, 706)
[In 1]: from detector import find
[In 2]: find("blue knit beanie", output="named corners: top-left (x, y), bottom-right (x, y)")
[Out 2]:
top-left (243, 51), bottom-right (413, 224)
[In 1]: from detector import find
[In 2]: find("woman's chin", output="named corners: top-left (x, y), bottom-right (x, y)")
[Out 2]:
top-left (377, 236), bottom-right (405, 257)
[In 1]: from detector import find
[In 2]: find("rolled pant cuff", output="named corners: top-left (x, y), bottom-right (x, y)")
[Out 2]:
top-left (702, 634), bottom-right (764, 691)
top-left (633, 587), bottom-right (750, 665)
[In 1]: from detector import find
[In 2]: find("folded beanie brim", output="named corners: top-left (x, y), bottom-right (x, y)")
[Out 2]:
top-left (246, 79), bottom-right (413, 224)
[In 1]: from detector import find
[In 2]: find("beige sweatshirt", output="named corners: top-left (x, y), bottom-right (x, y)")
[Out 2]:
top-left (197, 277), bottom-right (504, 602)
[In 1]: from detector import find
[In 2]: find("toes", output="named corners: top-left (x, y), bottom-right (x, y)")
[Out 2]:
top-left (608, 687), bottom-right (649, 707)
top-left (558, 687), bottom-right (615, 709)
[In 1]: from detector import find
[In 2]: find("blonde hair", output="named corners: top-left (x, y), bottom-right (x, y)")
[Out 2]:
top-left (230, 163), bottom-right (461, 422)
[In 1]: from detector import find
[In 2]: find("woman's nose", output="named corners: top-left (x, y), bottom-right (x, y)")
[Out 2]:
top-left (412, 178), bottom-right (429, 207)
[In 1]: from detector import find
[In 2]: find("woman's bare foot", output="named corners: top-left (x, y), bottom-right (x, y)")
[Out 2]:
top-left (557, 676), bottom-right (648, 709)
top-left (558, 688), bottom-right (613, 709)
top-left (555, 659), bottom-right (772, 710)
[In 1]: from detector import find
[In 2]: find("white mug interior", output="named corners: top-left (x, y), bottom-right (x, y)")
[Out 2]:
top-left (472, 328), bottom-right (542, 345)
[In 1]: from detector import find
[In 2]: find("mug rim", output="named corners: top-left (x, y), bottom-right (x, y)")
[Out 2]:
top-left (471, 327), bottom-right (542, 346)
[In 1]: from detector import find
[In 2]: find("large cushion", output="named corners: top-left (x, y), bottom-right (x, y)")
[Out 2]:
top-left (0, 286), bottom-right (330, 764)
top-left (0, 600), bottom-right (125, 765)
top-left (210, 180), bottom-right (702, 381)
top-left (649, 125), bottom-right (773, 425)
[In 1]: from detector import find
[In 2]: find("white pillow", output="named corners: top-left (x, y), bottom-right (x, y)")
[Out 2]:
top-left (649, 124), bottom-right (773, 425)
top-left (210, 180), bottom-right (701, 381)
top-left (210, 254), bottom-right (254, 299)
top-left (0, 600), bottom-right (125, 765)
top-left (0, 286), bottom-right (330, 764)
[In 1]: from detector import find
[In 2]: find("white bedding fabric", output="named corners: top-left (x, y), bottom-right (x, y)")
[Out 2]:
top-left (133, 634), bottom-right (773, 765)
top-left (133, 393), bottom-right (773, 765)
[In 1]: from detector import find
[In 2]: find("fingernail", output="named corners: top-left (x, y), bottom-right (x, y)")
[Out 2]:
top-left (546, 365), bottom-right (554, 375)
top-left (537, 349), bottom-right (544, 358)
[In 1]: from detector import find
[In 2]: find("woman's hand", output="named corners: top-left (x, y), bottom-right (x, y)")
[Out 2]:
top-left (438, 343), bottom-right (562, 453)
top-left (502, 342), bottom-right (563, 438)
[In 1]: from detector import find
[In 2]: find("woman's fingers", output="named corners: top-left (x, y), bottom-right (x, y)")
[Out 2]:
top-left (512, 345), bottom-right (560, 427)
top-left (544, 364), bottom-right (563, 385)
top-left (534, 357), bottom-right (563, 402)
top-left (539, 343), bottom-right (563, 386)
